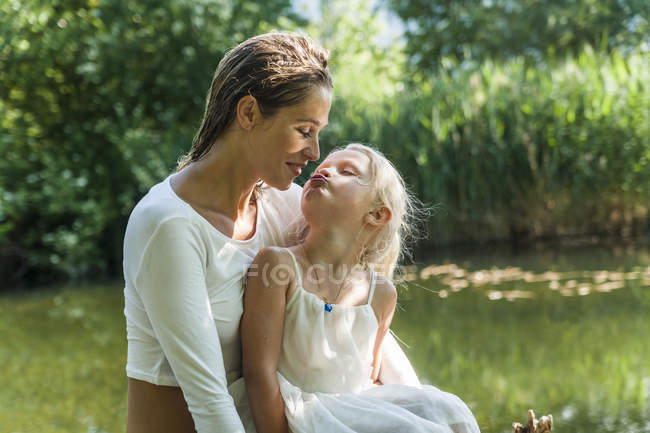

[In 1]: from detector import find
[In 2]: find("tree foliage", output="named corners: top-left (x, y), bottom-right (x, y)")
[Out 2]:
top-left (1, 0), bottom-right (648, 288)
top-left (388, 0), bottom-right (650, 69)
top-left (306, 0), bottom-right (650, 245)
top-left (0, 0), bottom-right (299, 287)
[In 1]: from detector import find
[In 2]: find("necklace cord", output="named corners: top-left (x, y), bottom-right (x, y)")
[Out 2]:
top-left (301, 244), bottom-right (348, 305)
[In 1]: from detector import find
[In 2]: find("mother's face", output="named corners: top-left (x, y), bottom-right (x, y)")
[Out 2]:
top-left (250, 86), bottom-right (331, 190)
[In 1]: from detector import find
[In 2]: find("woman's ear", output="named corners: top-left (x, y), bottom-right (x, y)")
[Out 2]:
top-left (235, 95), bottom-right (261, 131)
top-left (364, 206), bottom-right (392, 227)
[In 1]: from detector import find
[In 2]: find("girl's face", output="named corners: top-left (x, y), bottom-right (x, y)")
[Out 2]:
top-left (249, 86), bottom-right (331, 190)
top-left (301, 149), bottom-right (375, 229)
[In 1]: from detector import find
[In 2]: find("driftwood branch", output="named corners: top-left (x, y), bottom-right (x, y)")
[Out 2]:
top-left (512, 410), bottom-right (553, 433)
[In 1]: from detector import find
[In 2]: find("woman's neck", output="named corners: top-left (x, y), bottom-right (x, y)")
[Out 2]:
top-left (173, 135), bottom-right (260, 220)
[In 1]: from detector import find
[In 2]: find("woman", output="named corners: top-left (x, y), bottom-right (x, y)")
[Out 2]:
top-left (123, 32), bottom-right (417, 433)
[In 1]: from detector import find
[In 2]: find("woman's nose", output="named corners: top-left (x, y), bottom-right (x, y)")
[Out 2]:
top-left (304, 137), bottom-right (320, 161)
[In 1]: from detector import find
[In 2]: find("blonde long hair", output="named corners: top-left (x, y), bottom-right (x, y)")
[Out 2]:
top-left (290, 143), bottom-right (426, 280)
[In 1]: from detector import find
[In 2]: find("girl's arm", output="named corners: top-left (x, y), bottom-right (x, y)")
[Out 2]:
top-left (378, 332), bottom-right (421, 385)
top-left (241, 247), bottom-right (293, 433)
top-left (369, 275), bottom-right (398, 383)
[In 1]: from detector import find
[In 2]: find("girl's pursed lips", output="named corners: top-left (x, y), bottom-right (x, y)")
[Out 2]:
top-left (309, 174), bottom-right (328, 184)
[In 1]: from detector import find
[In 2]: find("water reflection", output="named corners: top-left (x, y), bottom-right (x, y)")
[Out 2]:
top-left (391, 242), bottom-right (650, 433)
top-left (3, 242), bottom-right (650, 433)
top-left (402, 263), bottom-right (650, 299)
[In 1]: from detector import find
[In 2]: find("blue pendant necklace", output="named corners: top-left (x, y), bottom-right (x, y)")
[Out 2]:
top-left (302, 244), bottom-right (346, 313)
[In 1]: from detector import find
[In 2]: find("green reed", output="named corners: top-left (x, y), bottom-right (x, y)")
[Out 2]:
top-left (326, 46), bottom-right (650, 245)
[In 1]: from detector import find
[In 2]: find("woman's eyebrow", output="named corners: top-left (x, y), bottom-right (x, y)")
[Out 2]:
top-left (296, 118), bottom-right (327, 127)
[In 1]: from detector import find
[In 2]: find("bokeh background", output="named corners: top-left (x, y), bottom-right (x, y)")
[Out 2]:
top-left (1, 0), bottom-right (649, 432)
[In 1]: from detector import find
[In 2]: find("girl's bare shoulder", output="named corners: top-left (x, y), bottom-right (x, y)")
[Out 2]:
top-left (252, 246), bottom-right (295, 266)
top-left (247, 247), bottom-right (298, 290)
top-left (370, 273), bottom-right (398, 320)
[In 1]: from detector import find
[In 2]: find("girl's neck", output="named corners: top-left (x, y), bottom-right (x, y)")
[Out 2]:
top-left (302, 226), bottom-right (366, 271)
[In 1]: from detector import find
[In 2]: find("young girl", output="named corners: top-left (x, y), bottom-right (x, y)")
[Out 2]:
top-left (237, 143), bottom-right (480, 433)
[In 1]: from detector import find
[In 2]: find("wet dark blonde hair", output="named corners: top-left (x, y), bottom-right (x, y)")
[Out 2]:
top-left (178, 32), bottom-right (332, 176)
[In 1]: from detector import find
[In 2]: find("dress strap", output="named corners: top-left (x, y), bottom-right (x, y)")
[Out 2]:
top-left (367, 270), bottom-right (377, 305)
top-left (284, 248), bottom-right (303, 288)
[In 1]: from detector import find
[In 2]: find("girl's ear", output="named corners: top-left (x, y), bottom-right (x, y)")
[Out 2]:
top-left (364, 206), bottom-right (392, 227)
top-left (235, 95), bottom-right (261, 130)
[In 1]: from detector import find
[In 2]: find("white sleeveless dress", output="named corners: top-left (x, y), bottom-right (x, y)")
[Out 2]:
top-left (230, 248), bottom-right (481, 433)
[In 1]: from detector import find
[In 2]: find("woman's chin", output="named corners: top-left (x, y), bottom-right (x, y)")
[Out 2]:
top-left (263, 176), bottom-right (294, 191)
top-left (277, 182), bottom-right (294, 191)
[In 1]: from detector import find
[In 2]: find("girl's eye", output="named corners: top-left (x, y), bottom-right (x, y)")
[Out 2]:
top-left (342, 170), bottom-right (356, 176)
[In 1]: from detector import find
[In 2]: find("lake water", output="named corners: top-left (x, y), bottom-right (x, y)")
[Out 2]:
top-left (2, 239), bottom-right (649, 432)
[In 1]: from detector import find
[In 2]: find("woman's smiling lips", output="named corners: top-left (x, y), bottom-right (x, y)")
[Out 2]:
top-left (286, 162), bottom-right (306, 176)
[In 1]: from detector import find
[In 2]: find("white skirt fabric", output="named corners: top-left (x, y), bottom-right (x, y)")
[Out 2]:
top-left (230, 373), bottom-right (479, 433)
top-left (277, 373), bottom-right (480, 433)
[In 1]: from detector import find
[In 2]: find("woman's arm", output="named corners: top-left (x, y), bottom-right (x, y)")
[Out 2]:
top-left (241, 247), bottom-right (293, 433)
top-left (133, 218), bottom-right (244, 433)
top-left (370, 275), bottom-right (398, 383)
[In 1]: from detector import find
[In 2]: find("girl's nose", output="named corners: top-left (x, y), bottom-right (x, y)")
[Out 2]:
top-left (317, 167), bottom-right (332, 177)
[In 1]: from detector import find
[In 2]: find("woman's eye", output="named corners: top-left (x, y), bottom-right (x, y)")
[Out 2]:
top-left (342, 170), bottom-right (356, 175)
top-left (298, 128), bottom-right (312, 138)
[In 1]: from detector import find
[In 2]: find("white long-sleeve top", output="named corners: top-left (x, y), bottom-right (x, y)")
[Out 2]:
top-left (123, 175), bottom-right (302, 433)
